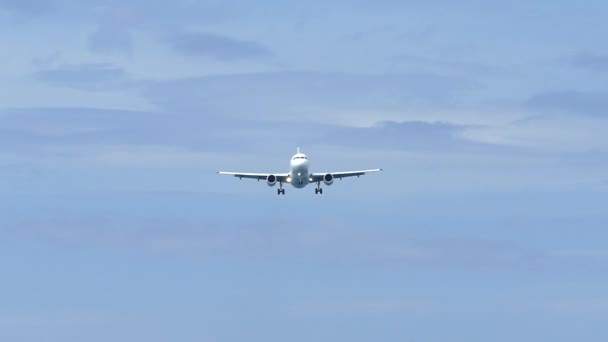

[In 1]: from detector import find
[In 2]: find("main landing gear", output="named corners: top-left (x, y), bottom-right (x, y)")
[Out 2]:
top-left (277, 182), bottom-right (285, 195)
top-left (315, 181), bottom-right (323, 195)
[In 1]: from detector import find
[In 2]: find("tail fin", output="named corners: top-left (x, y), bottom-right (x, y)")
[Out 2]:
top-left (297, 147), bottom-right (300, 154)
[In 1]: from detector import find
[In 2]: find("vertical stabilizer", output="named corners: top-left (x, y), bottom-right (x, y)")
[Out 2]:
top-left (297, 147), bottom-right (300, 154)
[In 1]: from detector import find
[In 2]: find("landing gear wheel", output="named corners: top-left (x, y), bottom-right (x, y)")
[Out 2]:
top-left (277, 188), bottom-right (285, 195)
top-left (315, 181), bottom-right (323, 195)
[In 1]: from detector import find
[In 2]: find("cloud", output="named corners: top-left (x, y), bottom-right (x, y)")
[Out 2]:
top-left (167, 31), bottom-right (273, 60)
top-left (0, 106), bottom-right (261, 150)
top-left (141, 70), bottom-right (475, 127)
top-left (32, 63), bottom-right (130, 91)
top-left (322, 121), bottom-right (510, 153)
top-left (455, 90), bottom-right (608, 151)
top-left (526, 90), bottom-right (608, 117)
top-left (0, 105), bottom-right (516, 167)
top-left (392, 53), bottom-right (508, 76)
top-left (82, 144), bottom-right (224, 167)
top-left (459, 115), bottom-right (608, 152)
top-left (567, 52), bottom-right (608, 72)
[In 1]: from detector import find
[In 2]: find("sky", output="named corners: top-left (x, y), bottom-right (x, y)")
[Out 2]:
top-left (1, 1), bottom-right (608, 341)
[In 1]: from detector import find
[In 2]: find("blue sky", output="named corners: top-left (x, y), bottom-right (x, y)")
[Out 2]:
top-left (1, 1), bottom-right (608, 341)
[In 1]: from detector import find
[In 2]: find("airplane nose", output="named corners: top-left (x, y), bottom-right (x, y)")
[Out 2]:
top-left (290, 157), bottom-right (309, 169)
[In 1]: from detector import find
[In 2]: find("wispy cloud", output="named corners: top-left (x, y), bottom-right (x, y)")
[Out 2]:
top-left (83, 144), bottom-right (224, 167)
top-left (526, 90), bottom-right (608, 117)
top-left (459, 115), bottom-right (608, 152)
top-left (0, 105), bottom-right (512, 162)
top-left (140, 70), bottom-right (476, 126)
top-left (566, 51), bottom-right (608, 72)
top-left (32, 63), bottom-right (130, 91)
top-left (323, 121), bottom-right (512, 153)
top-left (392, 53), bottom-right (508, 76)
top-left (167, 31), bottom-right (273, 60)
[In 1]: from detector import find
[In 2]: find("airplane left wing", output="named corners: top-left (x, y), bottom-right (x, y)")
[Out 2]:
top-left (309, 169), bottom-right (383, 182)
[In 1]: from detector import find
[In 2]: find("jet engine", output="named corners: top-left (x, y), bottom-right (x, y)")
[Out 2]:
top-left (323, 173), bottom-right (334, 186)
top-left (267, 174), bottom-right (277, 186)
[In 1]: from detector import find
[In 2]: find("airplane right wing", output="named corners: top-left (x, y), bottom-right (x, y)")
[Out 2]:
top-left (216, 172), bottom-right (290, 182)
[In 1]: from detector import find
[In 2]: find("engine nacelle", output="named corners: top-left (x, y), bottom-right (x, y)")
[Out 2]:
top-left (323, 173), bottom-right (334, 186)
top-left (267, 174), bottom-right (277, 186)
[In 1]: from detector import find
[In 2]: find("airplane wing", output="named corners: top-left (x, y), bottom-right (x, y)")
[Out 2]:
top-left (309, 169), bottom-right (383, 182)
top-left (217, 172), bottom-right (290, 182)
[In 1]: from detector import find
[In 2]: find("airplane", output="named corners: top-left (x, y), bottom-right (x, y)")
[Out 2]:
top-left (217, 148), bottom-right (382, 195)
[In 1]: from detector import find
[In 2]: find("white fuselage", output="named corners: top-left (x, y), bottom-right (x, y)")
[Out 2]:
top-left (289, 153), bottom-right (310, 188)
